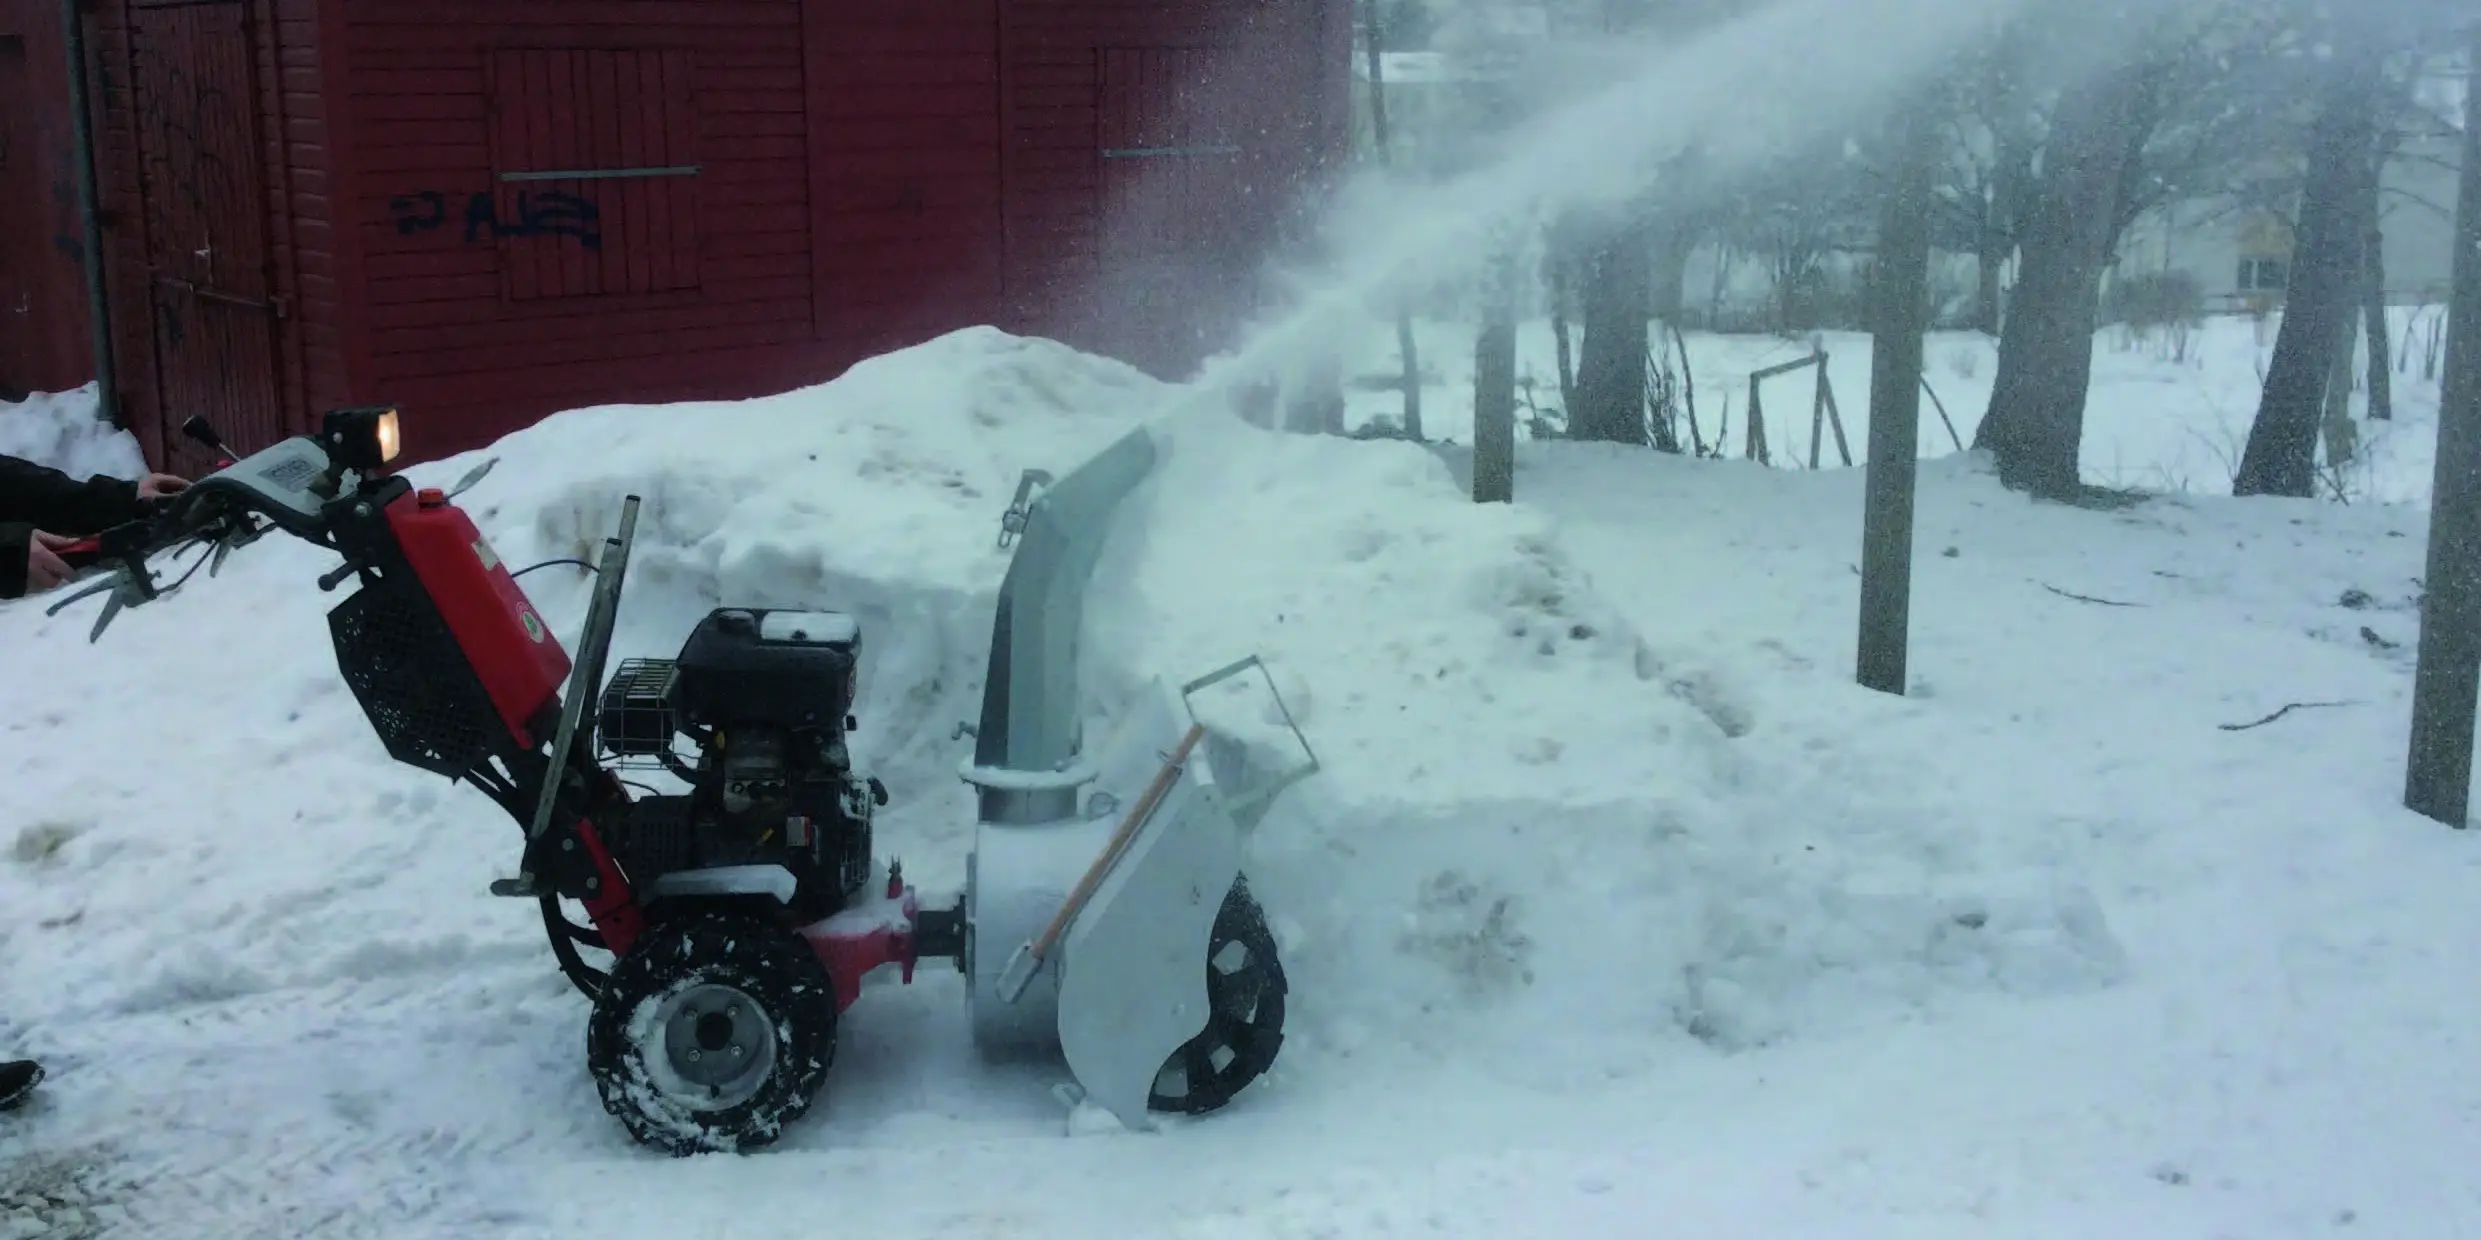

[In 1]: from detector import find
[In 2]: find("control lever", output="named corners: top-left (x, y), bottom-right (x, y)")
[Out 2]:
top-left (43, 570), bottom-right (142, 643)
top-left (446, 456), bottom-right (498, 500)
top-left (43, 574), bottom-right (122, 618)
top-left (181, 415), bottom-right (239, 470)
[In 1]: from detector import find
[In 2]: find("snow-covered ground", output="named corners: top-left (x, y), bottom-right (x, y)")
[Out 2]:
top-left (1, 318), bottom-right (2476, 1239)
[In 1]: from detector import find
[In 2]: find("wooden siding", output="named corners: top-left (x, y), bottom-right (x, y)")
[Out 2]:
top-left (804, 0), bottom-right (1004, 359)
top-left (0, 0), bottom-right (95, 398)
top-left (80, 0), bottom-right (325, 471)
top-left (290, 0), bottom-right (354, 421)
top-left (76, 0), bottom-right (1347, 468)
top-left (340, 0), bottom-right (814, 457)
top-left (998, 0), bottom-right (1348, 376)
top-left (81, 0), bottom-right (165, 465)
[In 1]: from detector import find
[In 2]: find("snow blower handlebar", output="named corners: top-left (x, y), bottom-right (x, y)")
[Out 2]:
top-left (42, 410), bottom-right (406, 641)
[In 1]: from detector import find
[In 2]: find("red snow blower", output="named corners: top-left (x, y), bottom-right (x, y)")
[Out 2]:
top-left (44, 409), bottom-right (1316, 1156)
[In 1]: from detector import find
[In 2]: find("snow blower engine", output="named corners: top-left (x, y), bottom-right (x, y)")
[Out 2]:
top-left (45, 409), bottom-right (1317, 1156)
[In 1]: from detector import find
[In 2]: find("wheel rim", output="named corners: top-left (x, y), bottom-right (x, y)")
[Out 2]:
top-left (648, 982), bottom-right (779, 1111)
top-left (1149, 886), bottom-right (1287, 1114)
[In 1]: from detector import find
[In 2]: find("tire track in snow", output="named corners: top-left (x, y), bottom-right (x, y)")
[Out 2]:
top-left (3, 953), bottom-right (599, 1239)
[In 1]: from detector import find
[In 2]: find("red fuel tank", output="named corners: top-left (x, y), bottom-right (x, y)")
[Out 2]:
top-left (384, 487), bottom-right (572, 746)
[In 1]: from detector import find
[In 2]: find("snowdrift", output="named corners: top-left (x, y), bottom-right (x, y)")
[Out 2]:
top-left (1, 326), bottom-right (2125, 1061)
top-left (0, 383), bottom-right (147, 482)
top-left (0, 328), bottom-right (2128, 1231)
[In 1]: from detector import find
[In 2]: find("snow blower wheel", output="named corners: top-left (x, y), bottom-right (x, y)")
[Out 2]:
top-left (1147, 880), bottom-right (1288, 1115)
top-left (586, 911), bottom-right (838, 1156)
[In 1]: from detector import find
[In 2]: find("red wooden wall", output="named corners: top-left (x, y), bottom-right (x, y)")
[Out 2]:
top-left (0, 0), bottom-right (96, 399)
top-left (1001, 0), bottom-right (1353, 371)
top-left (77, 0), bottom-right (1348, 469)
top-left (78, 0), bottom-right (324, 474)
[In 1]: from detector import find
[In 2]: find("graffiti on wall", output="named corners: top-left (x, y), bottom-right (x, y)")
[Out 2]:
top-left (390, 188), bottom-right (602, 250)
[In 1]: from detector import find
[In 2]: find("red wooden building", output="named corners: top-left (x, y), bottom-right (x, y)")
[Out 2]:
top-left (0, 0), bottom-right (96, 399)
top-left (7, 0), bottom-right (1349, 470)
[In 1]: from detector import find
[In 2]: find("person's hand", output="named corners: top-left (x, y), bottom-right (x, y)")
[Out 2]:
top-left (137, 473), bottom-right (190, 500)
top-left (24, 531), bottom-right (79, 595)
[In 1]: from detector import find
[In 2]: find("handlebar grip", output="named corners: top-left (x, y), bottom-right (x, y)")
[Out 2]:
top-left (53, 537), bottom-right (103, 569)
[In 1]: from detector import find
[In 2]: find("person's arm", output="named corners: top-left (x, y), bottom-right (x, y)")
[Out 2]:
top-left (0, 522), bottom-right (33, 601)
top-left (0, 454), bottom-right (143, 536)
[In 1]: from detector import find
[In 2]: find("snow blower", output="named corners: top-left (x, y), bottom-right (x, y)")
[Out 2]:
top-left (44, 408), bottom-right (1317, 1155)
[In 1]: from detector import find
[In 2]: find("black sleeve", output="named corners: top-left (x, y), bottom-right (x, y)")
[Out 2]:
top-left (0, 522), bottom-right (31, 602)
top-left (0, 454), bottom-right (143, 536)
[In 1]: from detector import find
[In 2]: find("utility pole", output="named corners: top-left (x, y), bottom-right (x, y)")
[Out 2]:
top-left (2402, 22), bottom-right (2481, 827)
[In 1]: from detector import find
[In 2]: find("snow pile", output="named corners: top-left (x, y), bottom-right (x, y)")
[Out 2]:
top-left (446, 327), bottom-right (1166, 600)
top-left (395, 328), bottom-right (1173, 845)
top-left (0, 383), bottom-right (146, 481)
top-left (28, 321), bottom-right (2478, 1235)
top-left (1074, 370), bottom-right (2127, 1086)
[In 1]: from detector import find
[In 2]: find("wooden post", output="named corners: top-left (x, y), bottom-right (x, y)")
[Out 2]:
top-left (1745, 373), bottom-right (1768, 463)
top-left (1822, 372), bottom-right (1854, 466)
top-left (1474, 245), bottom-right (1518, 504)
top-left (1858, 95), bottom-right (1937, 696)
top-left (1809, 349), bottom-right (1830, 468)
top-left (2403, 26), bottom-right (2481, 827)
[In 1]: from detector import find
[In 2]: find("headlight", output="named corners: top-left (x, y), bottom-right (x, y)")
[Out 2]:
top-left (322, 405), bottom-right (403, 471)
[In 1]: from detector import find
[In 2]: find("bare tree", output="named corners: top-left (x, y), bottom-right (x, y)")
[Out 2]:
top-left (2234, 26), bottom-right (2387, 497)
top-left (1556, 0), bottom-right (1746, 447)
top-left (1931, 15), bottom-right (2040, 335)
top-left (1361, 0), bottom-right (1426, 441)
top-left (1973, 57), bottom-right (2157, 500)
top-left (1970, 0), bottom-right (2303, 498)
top-left (1568, 204), bottom-right (1654, 444)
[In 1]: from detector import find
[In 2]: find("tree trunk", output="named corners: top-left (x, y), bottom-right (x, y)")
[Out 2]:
top-left (1571, 214), bottom-right (1651, 444)
top-left (2403, 22), bottom-right (2481, 827)
top-left (1975, 213), bottom-right (2006, 336)
top-left (1546, 233), bottom-right (1579, 418)
top-left (1359, 0), bottom-right (1423, 440)
top-left (2322, 304), bottom-right (2362, 473)
top-left (1393, 318), bottom-right (1425, 440)
top-left (1283, 350), bottom-right (1347, 435)
top-left (1974, 69), bottom-right (2147, 500)
top-left (2234, 39), bottom-right (2383, 497)
top-left (2366, 129), bottom-right (2398, 422)
top-left (1650, 220), bottom-right (1694, 326)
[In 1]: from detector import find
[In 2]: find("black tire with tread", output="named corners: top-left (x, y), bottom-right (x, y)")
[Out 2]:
top-left (585, 910), bottom-right (837, 1156)
top-left (1146, 878), bottom-right (1287, 1115)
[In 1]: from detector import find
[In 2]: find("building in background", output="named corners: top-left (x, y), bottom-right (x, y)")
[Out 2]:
top-left (0, 0), bottom-right (1351, 470)
top-left (0, 0), bottom-right (94, 401)
top-left (2116, 120), bottom-right (2464, 316)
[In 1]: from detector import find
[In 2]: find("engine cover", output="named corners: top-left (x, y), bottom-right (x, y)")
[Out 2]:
top-left (594, 606), bottom-right (879, 921)
top-left (672, 608), bottom-right (860, 734)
